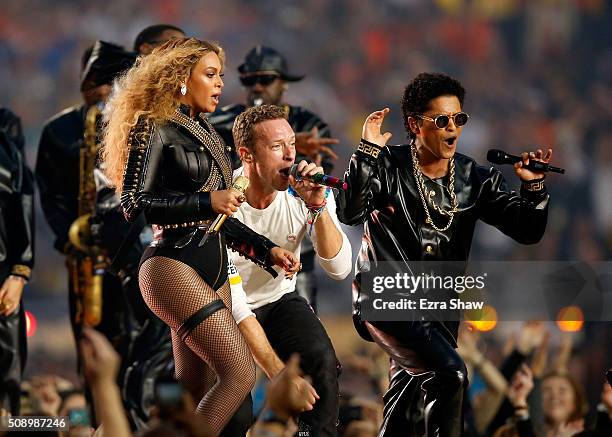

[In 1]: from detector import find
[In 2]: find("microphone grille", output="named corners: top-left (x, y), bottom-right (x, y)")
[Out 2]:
top-left (288, 163), bottom-right (299, 177)
top-left (232, 175), bottom-right (250, 193)
top-left (486, 149), bottom-right (506, 164)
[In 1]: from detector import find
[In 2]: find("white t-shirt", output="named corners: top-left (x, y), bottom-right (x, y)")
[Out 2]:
top-left (227, 257), bottom-right (253, 324)
top-left (228, 176), bottom-right (352, 311)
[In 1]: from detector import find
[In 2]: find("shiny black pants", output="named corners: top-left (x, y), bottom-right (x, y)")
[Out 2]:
top-left (0, 302), bottom-right (26, 415)
top-left (367, 321), bottom-right (466, 437)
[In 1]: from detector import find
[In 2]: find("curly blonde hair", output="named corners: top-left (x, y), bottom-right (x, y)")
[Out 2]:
top-left (101, 37), bottom-right (225, 191)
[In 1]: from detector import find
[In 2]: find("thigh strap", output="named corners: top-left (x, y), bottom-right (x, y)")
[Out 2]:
top-left (177, 299), bottom-right (226, 342)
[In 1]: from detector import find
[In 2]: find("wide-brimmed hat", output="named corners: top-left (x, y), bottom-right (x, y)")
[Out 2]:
top-left (81, 41), bottom-right (137, 90)
top-left (238, 45), bottom-right (304, 81)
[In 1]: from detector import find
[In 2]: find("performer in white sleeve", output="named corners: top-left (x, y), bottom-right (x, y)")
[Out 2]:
top-left (228, 104), bottom-right (351, 436)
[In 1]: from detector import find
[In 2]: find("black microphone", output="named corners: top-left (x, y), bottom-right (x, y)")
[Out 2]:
top-left (288, 164), bottom-right (347, 190)
top-left (487, 149), bottom-right (565, 174)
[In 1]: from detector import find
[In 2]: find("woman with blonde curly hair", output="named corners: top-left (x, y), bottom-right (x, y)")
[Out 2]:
top-left (102, 38), bottom-right (299, 435)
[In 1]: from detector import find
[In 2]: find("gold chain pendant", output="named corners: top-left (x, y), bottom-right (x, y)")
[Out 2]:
top-left (411, 144), bottom-right (458, 232)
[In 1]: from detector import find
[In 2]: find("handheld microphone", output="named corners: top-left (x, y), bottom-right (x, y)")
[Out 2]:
top-left (487, 149), bottom-right (565, 174)
top-left (288, 164), bottom-right (347, 190)
top-left (199, 175), bottom-right (250, 246)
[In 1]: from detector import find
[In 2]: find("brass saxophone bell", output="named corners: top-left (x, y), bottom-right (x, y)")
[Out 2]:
top-left (68, 214), bottom-right (93, 252)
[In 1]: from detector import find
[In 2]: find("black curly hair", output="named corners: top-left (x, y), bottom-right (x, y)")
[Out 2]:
top-left (401, 72), bottom-right (465, 140)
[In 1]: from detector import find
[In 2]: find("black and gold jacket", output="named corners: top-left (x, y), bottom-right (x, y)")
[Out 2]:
top-left (336, 139), bottom-right (550, 344)
top-left (0, 108), bottom-right (34, 281)
top-left (120, 106), bottom-right (278, 275)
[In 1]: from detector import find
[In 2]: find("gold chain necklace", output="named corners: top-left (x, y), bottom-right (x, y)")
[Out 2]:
top-left (411, 144), bottom-right (458, 232)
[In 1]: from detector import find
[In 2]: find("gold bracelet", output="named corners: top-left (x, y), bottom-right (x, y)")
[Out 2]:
top-left (10, 265), bottom-right (31, 280)
top-left (522, 178), bottom-right (545, 192)
top-left (357, 140), bottom-right (382, 159)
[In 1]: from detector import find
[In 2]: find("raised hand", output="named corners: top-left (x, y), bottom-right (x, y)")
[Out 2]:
top-left (295, 126), bottom-right (339, 162)
top-left (507, 364), bottom-right (534, 408)
top-left (362, 108), bottom-right (393, 147)
top-left (266, 354), bottom-right (319, 418)
top-left (79, 327), bottom-right (121, 387)
top-left (289, 159), bottom-right (326, 207)
top-left (517, 321), bottom-right (548, 355)
top-left (514, 148), bottom-right (553, 181)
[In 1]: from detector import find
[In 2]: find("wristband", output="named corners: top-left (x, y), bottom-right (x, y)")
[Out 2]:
top-left (10, 265), bottom-right (31, 281)
top-left (357, 139), bottom-right (383, 159)
top-left (522, 178), bottom-right (545, 192)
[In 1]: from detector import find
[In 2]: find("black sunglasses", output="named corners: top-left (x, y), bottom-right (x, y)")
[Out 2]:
top-left (240, 74), bottom-right (280, 87)
top-left (417, 112), bottom-right (469, 129)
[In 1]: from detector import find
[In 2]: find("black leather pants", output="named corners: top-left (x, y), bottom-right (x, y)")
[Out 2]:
top-left (0, 301), bottom-right (26, 415)
top-left (367, 321), bottom-right (466, 437)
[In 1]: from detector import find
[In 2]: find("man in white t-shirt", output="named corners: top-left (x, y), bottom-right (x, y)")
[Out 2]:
top-left (228, 105), bottom-right (352, 436)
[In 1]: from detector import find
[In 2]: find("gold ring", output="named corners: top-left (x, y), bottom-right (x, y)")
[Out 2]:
top-left (238, 194), bottom-right (246, 202)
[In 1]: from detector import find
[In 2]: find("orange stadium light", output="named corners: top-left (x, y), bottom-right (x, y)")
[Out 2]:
top-left (465, 305), bottom-right (498, 332)
top-left (556, 306), bottom-right (584, 332)
top-left (25, 311), bottom-right (37, 337)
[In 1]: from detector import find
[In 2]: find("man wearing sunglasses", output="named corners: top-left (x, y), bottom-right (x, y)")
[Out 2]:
top-left (336, 72), bottom-right (553, 436)
top-left (209, 45), bottom-right (339, 174)
top-left (209, 45), bottom-right (340, 314)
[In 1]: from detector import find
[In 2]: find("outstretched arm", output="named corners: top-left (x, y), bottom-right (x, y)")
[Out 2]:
top-left (478, 149), bottom-right (552, 245)
top-left (335, 109), bottom-right (392, 226)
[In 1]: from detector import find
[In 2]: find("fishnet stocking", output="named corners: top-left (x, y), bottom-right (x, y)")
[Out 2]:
top-left (139, 256), bottom-right (255, 435)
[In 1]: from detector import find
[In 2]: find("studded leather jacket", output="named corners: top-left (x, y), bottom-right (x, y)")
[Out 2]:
top-left (336, 139), bottom-right (550, 345)
top-left (120, 106), bottom-right (278, 274)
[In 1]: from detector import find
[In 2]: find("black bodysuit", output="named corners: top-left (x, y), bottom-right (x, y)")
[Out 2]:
top-left (121, 104), bottom-right (276, 435)
top-left (122, 105), bottom-right (278, 286)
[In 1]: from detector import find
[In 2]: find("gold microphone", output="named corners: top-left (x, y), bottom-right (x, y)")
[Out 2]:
top-left (199, 175), bottom-right (249, 246)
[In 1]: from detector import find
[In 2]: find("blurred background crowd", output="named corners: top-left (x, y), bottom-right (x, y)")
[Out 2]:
top-left (1, 0), bottom-right (611, 435)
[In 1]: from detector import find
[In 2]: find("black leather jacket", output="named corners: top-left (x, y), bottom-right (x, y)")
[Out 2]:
top-left (0, 108), bottom-right (34, 281)
top-left (36, 105), bottom-right (84, 253)
top-left (120, 107), bottom-right (278, 274)
top-left (336, 140), bottom-right (550, 344)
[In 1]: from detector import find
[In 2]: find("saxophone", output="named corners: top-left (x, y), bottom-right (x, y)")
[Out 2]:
top-left (67, 104), bottom-right (105, 327)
